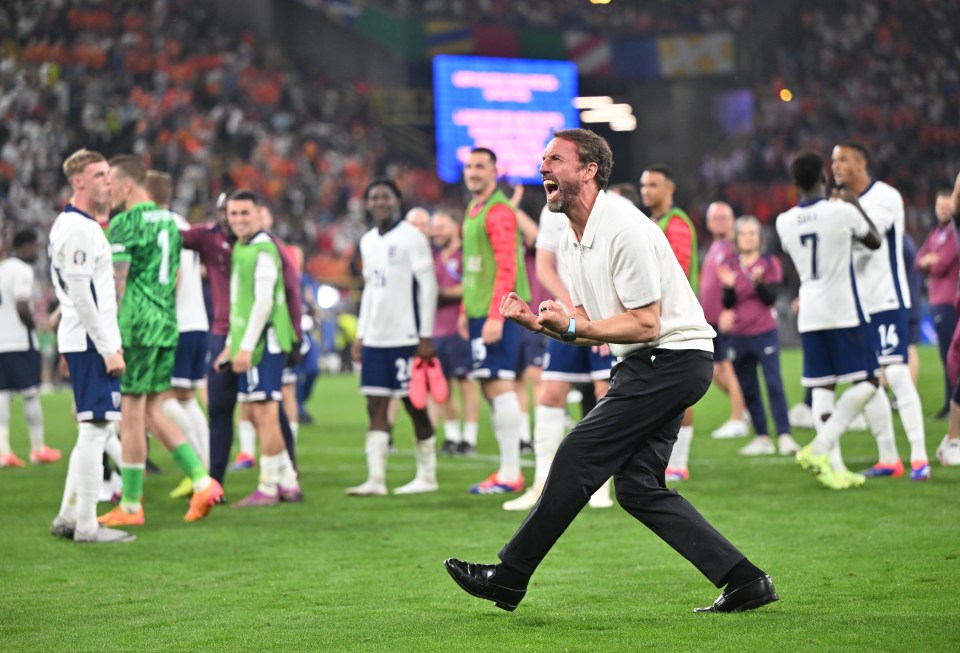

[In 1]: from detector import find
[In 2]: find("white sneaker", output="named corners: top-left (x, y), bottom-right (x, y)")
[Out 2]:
top-left (74, 525), bottom-right (135, 543)
top-left (393, 477), bottom-right (439, 495)
top-left (345, 480), bottom-right (388, 496)
top-left (503, 485), bottom-right (543, 512)
top-left (788, 403), bottom-right (814, 429)
top-left (50, 516), bottom-right (75, 539)
top-left (711, 419), bottom-right (749, 439)
top-left (777, 434), bottom-right (801, 455)
top-left (936, 436), bottom-right (960, 466)
top-left (99, 471), bottom-right (122, 503)
top-left (739, 437), bottom-right (776, 456)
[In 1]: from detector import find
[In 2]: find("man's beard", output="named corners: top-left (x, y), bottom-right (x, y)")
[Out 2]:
top-left (546, 179), bottom-right (581, 213)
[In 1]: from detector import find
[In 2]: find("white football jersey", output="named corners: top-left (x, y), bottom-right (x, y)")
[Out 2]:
top-left (356, 220), bottom-right (436, 348)
top-left (776, 198), bottom-right (870, 332)
top-left (49, 206), bottom-right (122, 355)
top-left (173, 212), bottom-right (210, 333)
top-left (852, 180), bottom-right (910, 313)
top-left (0, 257), bottom-right (39, 352)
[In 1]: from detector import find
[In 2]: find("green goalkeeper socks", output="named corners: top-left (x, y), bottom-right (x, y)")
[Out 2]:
top-left (120, 465), bottom-right (144, 509)
top-left (171, 443), bottom-right (207, 483)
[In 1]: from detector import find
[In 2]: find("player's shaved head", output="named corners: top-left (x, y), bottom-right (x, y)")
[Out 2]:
top-left (835, 142), bottom-right (870, 167)
top-left (228, 189), bottom-right (263, 205)
top-left (790, 152), bottom-right (825, 192)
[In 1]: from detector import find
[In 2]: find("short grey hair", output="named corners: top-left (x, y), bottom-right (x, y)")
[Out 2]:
top-left (733, 215), bottom-right (764, 252)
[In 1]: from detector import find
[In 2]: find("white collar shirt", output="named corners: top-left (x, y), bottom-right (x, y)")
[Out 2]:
top-left (558, 191), bottom-right (715, 358)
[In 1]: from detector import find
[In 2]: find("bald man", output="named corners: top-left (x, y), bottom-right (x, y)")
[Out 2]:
top-left (699, 202), bottom-right (749, 439)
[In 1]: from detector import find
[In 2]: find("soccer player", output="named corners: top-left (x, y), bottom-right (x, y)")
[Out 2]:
top-left (430, 209), bottom-right (481, 456)
top-left (699, 202), bottom-right (750, 440)
top-left (143, 171), bottom-right (211, 501)
top-left (501, 202), bottom-right (617, 512)
top-left (640, 164), bottom-right (697, 481)
top-left (49, 148), bottom-right (133, 543)
top-left (447, 128), bottom-right (777, 615)
top-left (214, 190), bottom-right (302, 506)
top-left (717, 217), bottom-right (799, 457)
top-left (832, 143), bottom-right (931, 481)
top-left (916, 189), bottom-right (959, 418)
top-left (0, 230), bottom-right (60, 467)
top-left (347, 179), bottom-right (438, 496)
top-left (777, 152), bottom-right (883, 490)
top-left (182, 195), bottom-right (301, 485)
top-left (458, 148), bottom-right (532, 495)
top-left (97, 156), bottom-right (222, 526)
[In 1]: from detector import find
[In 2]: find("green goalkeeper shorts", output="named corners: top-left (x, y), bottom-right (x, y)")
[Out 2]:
top-left (121, 346), bottom-right (176, 395)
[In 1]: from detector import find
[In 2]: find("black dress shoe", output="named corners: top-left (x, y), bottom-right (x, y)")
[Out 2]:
top-left (444, 558), bottom-right (526, 611)
top-left (694, 575), bottom-right (779, 613)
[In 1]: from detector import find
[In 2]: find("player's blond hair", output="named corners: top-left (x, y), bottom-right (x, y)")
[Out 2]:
top-left (145, 170), bottom-right (173, 207)
top-left (62, 149), bottom-right (107, 183)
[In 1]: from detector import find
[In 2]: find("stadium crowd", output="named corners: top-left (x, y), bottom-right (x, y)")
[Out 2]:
top-left (699, 0), bottom-right (960, 238)
top-left (378, 0), bottom-right (750, 35)
top-left (0, 0), bottom-right (400, 256)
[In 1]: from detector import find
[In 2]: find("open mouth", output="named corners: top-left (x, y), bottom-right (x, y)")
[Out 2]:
top-left (543, 180), bottom-right (559, 201)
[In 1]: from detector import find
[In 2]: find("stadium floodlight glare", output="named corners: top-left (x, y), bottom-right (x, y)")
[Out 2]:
top-left (579, 104), bottom-right (633, 123)
top-left (572, 96), bottom-right (614, 109)
top-left (609, 115), bottom-right (637, 132)
top-left (317, 284), bottom-right (340, 310)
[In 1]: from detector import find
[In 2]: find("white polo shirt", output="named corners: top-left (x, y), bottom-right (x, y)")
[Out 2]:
top-left (558, 191), bottom-right (715, 358)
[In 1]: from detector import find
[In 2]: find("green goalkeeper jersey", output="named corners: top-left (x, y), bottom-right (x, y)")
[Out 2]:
top-left (108, 200), bottom-right (181, 347)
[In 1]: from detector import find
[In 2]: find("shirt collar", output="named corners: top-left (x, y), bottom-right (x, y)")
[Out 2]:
top-left (579, 190), bottom-right (608, 249)
top-left (65, 203), bottom-right (96, 221)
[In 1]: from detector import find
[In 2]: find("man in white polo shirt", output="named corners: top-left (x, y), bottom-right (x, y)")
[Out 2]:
top-left (445, 128), bottom-right (777, 614)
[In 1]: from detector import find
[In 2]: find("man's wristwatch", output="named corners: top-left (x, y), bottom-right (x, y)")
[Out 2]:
top-left (561, 317), bottom-right (577, 342)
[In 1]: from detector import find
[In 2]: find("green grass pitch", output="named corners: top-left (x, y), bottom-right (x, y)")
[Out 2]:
top-left (1, 347), bottom-right (958, 652)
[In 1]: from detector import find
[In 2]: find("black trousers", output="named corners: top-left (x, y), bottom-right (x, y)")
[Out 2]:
top-left (932, 304), bottom-right (958, 408)
top-left (207, 334), bottom-right (296, 485)
top-left (499, 348), bottom-right (744, 587)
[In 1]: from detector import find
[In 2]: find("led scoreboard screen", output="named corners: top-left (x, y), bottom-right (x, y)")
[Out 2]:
top-left (433, 55), bottom-right (579, 185)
